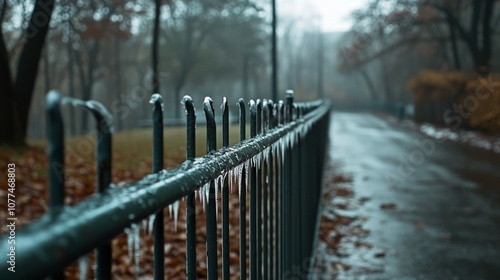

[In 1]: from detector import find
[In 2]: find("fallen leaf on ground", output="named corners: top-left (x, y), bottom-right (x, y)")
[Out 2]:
top-left (374, 250), bottom-right (386, 258)
top-left (380, 203), bottom-right (396, 210)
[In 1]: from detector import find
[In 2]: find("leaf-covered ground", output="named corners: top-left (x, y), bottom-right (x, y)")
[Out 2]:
top-left (311, 162), bottom-right (383, 279)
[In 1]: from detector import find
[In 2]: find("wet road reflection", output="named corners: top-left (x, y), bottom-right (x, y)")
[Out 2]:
top-left (327, 112), bottom-right (500, 279)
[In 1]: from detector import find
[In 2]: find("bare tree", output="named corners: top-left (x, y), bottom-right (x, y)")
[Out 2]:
top-left (0, 0), bottom-right (55, 145)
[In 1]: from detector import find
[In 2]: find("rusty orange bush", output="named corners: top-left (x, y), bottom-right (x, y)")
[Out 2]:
top-left (408, 70), bottom-right (500, 133)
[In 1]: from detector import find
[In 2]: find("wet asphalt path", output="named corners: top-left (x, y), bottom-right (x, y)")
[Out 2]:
top-left (328, 112), bottom-right (500, 280)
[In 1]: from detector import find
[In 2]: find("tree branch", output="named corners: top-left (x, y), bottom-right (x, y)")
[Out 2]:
top-left (0, 0), bottom-right (7, 24)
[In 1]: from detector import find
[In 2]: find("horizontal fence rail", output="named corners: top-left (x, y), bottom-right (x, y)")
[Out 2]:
top-left (0, 90), bottom-right (331, 280)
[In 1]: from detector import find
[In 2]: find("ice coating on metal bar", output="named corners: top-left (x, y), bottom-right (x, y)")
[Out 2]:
top-left (205, 182), bottom-right (210, 206)
top-left (125, 227), bottom-right (133, 260)
top-left (236, 163), bottom-right (244, 199)
top-left (221, 96), bottom-right (228, 112)
top-left (201, 182), bottom-right (210, 212)
top-left (279, 137), bottom-right (287, 165)
top-left (215, 176), bottom-right (219, 220)
top-left (141, 219), bottom-right (147, 233)
top-left (204, 96), bottom-right (214, 108)
top-left (85, 100), bottom-right (115, 132)
top-left (245, 160), bottom-right (251, 194)
top-left (181, 95), bottom-right (196, 115)
top-left (78, 255), bottom-right (88, 280)
top-left (149, 93), bottom-right (164, 111)
top-left (264, 146), bottom-right (271, 165)
top-left (227, 169), bottom-right (233, 194)
top-left (173, 200), bottom-right (180, 231)
top-left (61, 96), bottom-right (86, 107)
top-left (252, 151), bottom-right (263, 169)
top-left (133, 223), bottom-right (140, 278)
top-left (148, 214), bottom-right (155, 235)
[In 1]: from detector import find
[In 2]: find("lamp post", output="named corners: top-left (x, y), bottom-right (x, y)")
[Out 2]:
top-left (317, 18), bottom-right (324, 99)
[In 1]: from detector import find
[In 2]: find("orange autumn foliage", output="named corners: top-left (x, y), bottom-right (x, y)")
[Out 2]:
top-left (408, 70), bottom-right (500, 133)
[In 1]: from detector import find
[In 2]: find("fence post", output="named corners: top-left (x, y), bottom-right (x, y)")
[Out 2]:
top-left (222, 98), bottom-right (230, 280)
top-left (262, 100), bottom-right (269, 280)
top-left (277, 100), bottom-right (284, 278)
top-left (256, 99), bottom-right (263, 279)
top-left (183, 96), bottom-right (197, 280)
top-left (150, 94), bottom-right (164, 280)
top-left (204, 97), bottom-right (218, 280)
top-left (285, 90), bottom-right (294, 275)
top-left (84, 100), bottom-right (113, 280)
top-left (46, 91), bottom-right (65, 280)
top-left (238, 99), bottom-right (247, 280)
top-left (249, 100), bottom-right (257, 280)
top-left (266, 100), bottom-right (275, 280)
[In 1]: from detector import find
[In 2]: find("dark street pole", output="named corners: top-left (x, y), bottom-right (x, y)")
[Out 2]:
top-left (317, 22), bottom-right (324, 99)
top-left (152, 0), bottom-right (161, 93)
top-left (272, 0), bottom-right (278, 101)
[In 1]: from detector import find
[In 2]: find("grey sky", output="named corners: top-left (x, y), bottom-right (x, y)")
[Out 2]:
top-left (278, 0), bottom-right (370, 32)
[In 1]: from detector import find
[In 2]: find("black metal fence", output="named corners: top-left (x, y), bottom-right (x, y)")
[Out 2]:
top-left (0, 90), bottom-right (330, 280)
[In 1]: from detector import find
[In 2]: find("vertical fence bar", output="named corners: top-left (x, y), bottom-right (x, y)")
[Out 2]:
top-left (278, 101), bottom-right (284, 126)
top-left (297, 105), bottom-right (305, 265)
top-left (249, 100), bottom-right (257, 279)
top-left (182, 96), bottom-right (197, 280)
top-left (285, 90), bottom-right (294, 275)
top-left (278, 100), bottom-right (284, 278)
top-left (86, 101), bottom-right (113, 280)
top-left (150, 94), bottom-right (165, 280)
top-left (266, 101), bottom-right (274, 280)
top-left (273, 102), bottom-right (280, 280)
top-left (292, 104), bottom-right (303, 266)
top-left (47, 91), bottom-right (65, 210)
top-left (262, 100), bottom-right (269, 280)
top-left (301, 105), bottom-right (309, 271)
top-left (222, 98), bottom-right (230, 280)
top-left (280, 99), bottom-right (286, 277)
top-left (273, 113), bottom-right (280, 280)
top-left (46, 91), bottom-right (65, 280)
top-left (256, 99), bottom-right (263, 279)
top-left (204, 97), bottom-right (218, 280)
top-left (238, 99), bottom-right (247, 280)
top-left (291, 104), bottom-right (301, 270)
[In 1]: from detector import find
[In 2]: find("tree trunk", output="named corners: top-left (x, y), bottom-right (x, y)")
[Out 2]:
top-left (378, 26), bottom-right (393, 101)
top-left (0, 29), bottom-right (19, 145)
top-left (76, 40), bottom-right (101, 132)
top-left (380, 56), bottom-right (393, 101)
top-left (447, 18), bottom-right (461, 70)
top-left (80, 84), bottom-right (90, 133)
top-left (14, 0), bottom-right (55, 143)
top-left (43, 45), bottom-right (51, 94)
top-left (356, 68), bottom-right (378, 101)
top-left (479, 0), bottom-right (494, 75)
top-left (67, 44), bottom-right (76, 136)
top-left (114, 39), bottom-right (123, 131)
